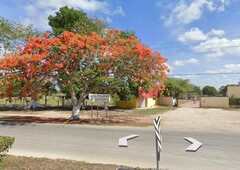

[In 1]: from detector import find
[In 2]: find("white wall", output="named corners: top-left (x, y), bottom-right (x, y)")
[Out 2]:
top-left (138, 97), bottom-right (146, 108)
top-left (200, 97), bottom-right (229, 108)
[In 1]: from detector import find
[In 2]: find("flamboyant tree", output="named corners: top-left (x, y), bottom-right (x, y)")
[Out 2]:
top-left (0, 30), bottom-right (168, 120)
top-left (0, 42), bottom-right (52, 107)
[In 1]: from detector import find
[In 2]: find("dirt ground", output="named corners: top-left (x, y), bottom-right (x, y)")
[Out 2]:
top-left (160, 101), bottom-right (240, 133)
top-left (0, 106), bottom-right (153, 126)
top-left (0, 102), bottom-right (240, 133)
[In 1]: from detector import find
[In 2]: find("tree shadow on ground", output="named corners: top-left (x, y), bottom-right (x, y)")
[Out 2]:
top-left (0, 116), bottom-right (135, 126)
top-left (0, 105), bottom-right (120, 112)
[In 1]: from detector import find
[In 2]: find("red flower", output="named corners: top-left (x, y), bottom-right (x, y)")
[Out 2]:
top-left (44, 33), bottom-right (50, 38)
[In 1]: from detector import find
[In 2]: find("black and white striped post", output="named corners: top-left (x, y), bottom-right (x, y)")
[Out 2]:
top-left (154, 116), bottom-right (162, 170)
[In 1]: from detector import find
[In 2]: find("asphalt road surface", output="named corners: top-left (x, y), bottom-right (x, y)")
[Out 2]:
top-left (0, 122), bottom-right (239, 170)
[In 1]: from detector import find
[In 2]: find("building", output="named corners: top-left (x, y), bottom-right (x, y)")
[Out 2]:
top-left (116, 90), bottom-right (159, 109)
top-left (227, 85), bottom-right (240, 98)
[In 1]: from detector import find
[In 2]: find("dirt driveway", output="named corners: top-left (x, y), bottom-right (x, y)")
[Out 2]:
top-left (160, 104), bottom-right (240, 133)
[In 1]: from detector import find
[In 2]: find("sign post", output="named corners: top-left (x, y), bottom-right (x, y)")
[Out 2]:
top-left (104, 101), bottom-right (109, 121)
top-left (88, 94), bottom-right (111, 121)
top-left (153, 116), bottom-right (162, 170)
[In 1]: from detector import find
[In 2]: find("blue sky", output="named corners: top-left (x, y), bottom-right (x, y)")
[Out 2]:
top-left (0, 0), bottom-right (240, 89)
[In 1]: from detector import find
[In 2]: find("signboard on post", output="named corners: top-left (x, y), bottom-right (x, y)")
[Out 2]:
top-left (88, 94), bottom-right (111, 121)
top-left (153, 116), bottom-right (162, 170)
top-left (88, 93), bottom-right (111, 102)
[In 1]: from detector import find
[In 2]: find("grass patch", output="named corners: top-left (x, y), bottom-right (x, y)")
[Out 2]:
top-left (131, 106), bottom-right (175, 116)
top-left (0, 155), bottom-right (146, 170)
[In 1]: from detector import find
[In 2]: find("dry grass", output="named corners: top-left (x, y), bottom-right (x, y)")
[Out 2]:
top-left (0, 155), bottom-right (146, 170)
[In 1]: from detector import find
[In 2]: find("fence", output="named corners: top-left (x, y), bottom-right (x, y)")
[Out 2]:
top-left (158, 95), bottom-right (173, 106)
top-left (0, 96), bottom-right (72, 107)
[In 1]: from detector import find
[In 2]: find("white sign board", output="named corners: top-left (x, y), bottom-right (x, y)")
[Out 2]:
top-left (88, 93), bottom-right (111, 102)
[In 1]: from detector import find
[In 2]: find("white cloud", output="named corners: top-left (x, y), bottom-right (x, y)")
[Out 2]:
top-left (178, 27), bottom-right (240, 60)
top-left (179, 27), bottom-right (226, 42)
top-left (112, 6), bottom-right (125, 16)
top-left (22, 0), bottom-right (124, 30)
top-left (25, 0), bottom-right (108, 13)
top-left (206, 64), bottom-right (240, 73)
top-left (178, 27), bottom-right (208, 42)
top-left (174, 58), bottom-right (199, 66)
top-left (188, 58), bottom-right (199, 64)
top-left (208, 29), bottom-right (225, 36)
top-left (190, 74), bottom-right (239, 89)
top-left (174, 60), bottom-right (184, 66)
top-left (164, 0), bottom-right (230, 26)
top-left (193, 37), bottom-right (240, 59)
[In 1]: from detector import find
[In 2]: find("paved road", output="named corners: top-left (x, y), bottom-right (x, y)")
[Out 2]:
top-left (0, 122), bottom-right (239, 169)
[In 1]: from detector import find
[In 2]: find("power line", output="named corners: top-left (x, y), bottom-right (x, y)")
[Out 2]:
top-left (167, 72), bottom-right (240, 76)
top-left (151, 44), bottom-right (240, 51)
top-left (143, 38), bottom-right (240, 46)
top-left (141, 39), bottom-right (240, 53)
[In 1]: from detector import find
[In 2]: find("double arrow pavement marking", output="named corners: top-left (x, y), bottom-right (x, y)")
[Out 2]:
top-left (185, 137), bottom-right (203, 152)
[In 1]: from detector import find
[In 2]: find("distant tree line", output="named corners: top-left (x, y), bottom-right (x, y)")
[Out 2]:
top-left (163, 78), bottom-right (228, 98)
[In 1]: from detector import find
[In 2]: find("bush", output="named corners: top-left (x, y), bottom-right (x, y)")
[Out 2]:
top-left (229, 96), bottom-right (240, 105)
top-left (0, 136), bottom-right (15, 156)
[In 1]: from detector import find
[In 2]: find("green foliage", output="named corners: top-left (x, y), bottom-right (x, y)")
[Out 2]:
top-left (48, 6), bottom-right (107, 36)
top-left (0, 16), bottom-right (42, 53)
top-left (115, 80), bottom-right (138, 101)
top-left (120, 30), bottom-right (137, 39)
top-left (218, 86), bottom-right (227, 96)
top-left (202, 86), bottom-right (218, 96)
top-left (164, 77), bottom-right (201, 97)
top-left (0, 136), bottom-right (14, 157)
top-left (229, 96), bottom-right (240, 105)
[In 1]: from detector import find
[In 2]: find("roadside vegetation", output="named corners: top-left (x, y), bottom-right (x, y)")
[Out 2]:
top-left (0, 136), bottom-right (14, 157)
top-left (0, 155), bottom-right (146, 170)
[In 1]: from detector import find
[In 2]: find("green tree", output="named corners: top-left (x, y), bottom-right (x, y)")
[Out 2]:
top-left (48, 6), bottom-right (107, 36)
top-left (0, 16), bottom-right (42, 54)
top-left (164, 78), bottom-right (201, 97)
top-left (218, 85), bottom-right (227, 96)
top-left (202, 86), bottom-right (218, 96)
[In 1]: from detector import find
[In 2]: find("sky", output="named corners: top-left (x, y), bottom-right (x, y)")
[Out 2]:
top-left (0, 0), bottom-right (240, 89)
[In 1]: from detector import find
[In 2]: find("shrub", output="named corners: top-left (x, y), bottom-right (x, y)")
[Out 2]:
top-left (0, 136), bottom-right (15, 157)
top-left (229, 96), bottom-right (240, 105)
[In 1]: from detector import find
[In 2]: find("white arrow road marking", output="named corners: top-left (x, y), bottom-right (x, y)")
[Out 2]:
top-left (185, 137), bottom-right (202, 152)
top-left (119, 135), bottom-right (139, 147)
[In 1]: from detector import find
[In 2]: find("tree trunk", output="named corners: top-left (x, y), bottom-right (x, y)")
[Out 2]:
top-left (69, 87), bottom-right (81, 120)
top-left (8, 97), bottom-right (13, 108)
top-left (69, 81), bottom-right (88, 120)
top-left (70, 103), bottom-right (81, 120)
